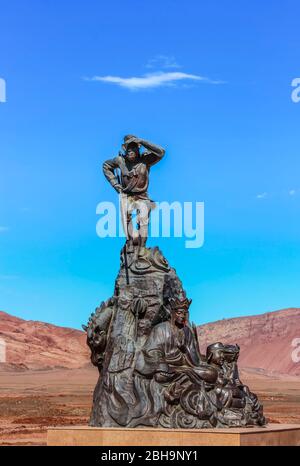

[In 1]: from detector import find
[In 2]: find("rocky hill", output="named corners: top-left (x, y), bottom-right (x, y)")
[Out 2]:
top-left (0, 308), bottom-right (300, 375)
top-left (198, 308), bottom-right (300, 376)
top-left (0, 311), bottom-right (89, 370)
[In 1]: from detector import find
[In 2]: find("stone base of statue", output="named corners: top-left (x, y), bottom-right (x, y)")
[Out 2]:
top-left (83, 245), bottom-right (266, 429)
top-left (47, 424), bottom-right (300, 446)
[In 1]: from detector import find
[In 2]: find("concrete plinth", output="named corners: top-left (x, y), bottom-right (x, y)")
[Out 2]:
top-left (47, 424), bottom-right (300, 446)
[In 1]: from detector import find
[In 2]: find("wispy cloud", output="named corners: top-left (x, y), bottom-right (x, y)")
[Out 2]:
top-left (256, 189), bottom-right (299, 200)
top-left (146, 55), bottom-right (181, 69)
top-left (85, 71), bottom-right (223, 91)
top-left (0, 226), bottom-right (9, 233)
top-left (256, 192), bottom-right (268, 199)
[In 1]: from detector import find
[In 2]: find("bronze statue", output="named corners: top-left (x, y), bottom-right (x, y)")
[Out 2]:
top-left (84, 136), bottom-right (266, 429)
top-left (206, 343), bottom-right (265, 426)
top-left (103, 135), bottom-right (165, 261)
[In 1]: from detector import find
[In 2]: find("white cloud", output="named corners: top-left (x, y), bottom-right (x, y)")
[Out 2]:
top-left (256, 190), bottom-right (299, 200)
top-left (0, 226), bottom-right (9, 232)
top-left (256, 192), bottom-right (268, 199)
top-left (146, 55), bottom-right (181, 69)
top-left (85, 71), bottom-right (223, 91)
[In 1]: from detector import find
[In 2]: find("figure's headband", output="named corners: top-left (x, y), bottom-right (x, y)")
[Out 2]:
top-left (122, 135), bottom-right (139, 150)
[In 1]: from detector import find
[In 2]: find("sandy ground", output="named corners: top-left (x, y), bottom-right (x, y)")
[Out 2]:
top-left (0, 366), bottom-right (97, 446)
top-left (0, 366), bottom-right (299, 446)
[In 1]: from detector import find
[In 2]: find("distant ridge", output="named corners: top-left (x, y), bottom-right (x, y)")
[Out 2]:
top-left (198, 308), bottom-right (300, 376)
top-left (1, 308), bottom-right (300, 375)
top-left (0, 310), bottom-right (89, 370)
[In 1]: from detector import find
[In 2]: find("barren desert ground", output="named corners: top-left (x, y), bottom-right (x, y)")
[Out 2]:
top-left (0, 366), bottom-right (300, 446)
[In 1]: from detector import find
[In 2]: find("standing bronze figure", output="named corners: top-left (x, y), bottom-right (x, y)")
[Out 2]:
top-left (84, 136), bottom-right (266, 428)
top-left (103, 135), bottom-right (165, 260)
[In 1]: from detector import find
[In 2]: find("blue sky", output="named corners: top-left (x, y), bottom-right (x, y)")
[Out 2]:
top-left (0, 0), bottom-right (299, 329)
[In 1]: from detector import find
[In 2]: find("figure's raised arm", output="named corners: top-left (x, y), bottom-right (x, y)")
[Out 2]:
top-left (102, 156), bottom-right (122, 193)
top-left (138, 137), bottom-right (165, 166)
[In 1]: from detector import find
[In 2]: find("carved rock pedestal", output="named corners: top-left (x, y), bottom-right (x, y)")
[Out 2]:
top-left (85, 245), bottom-right (266, 429)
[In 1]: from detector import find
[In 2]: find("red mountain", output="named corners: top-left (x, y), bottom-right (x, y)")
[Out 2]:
top-left (198, 308), bottom-right (300, 376)
top-left (0, 311), bottom-right (89, 370)
top-left (0, 308), bottom-right (300, 375)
